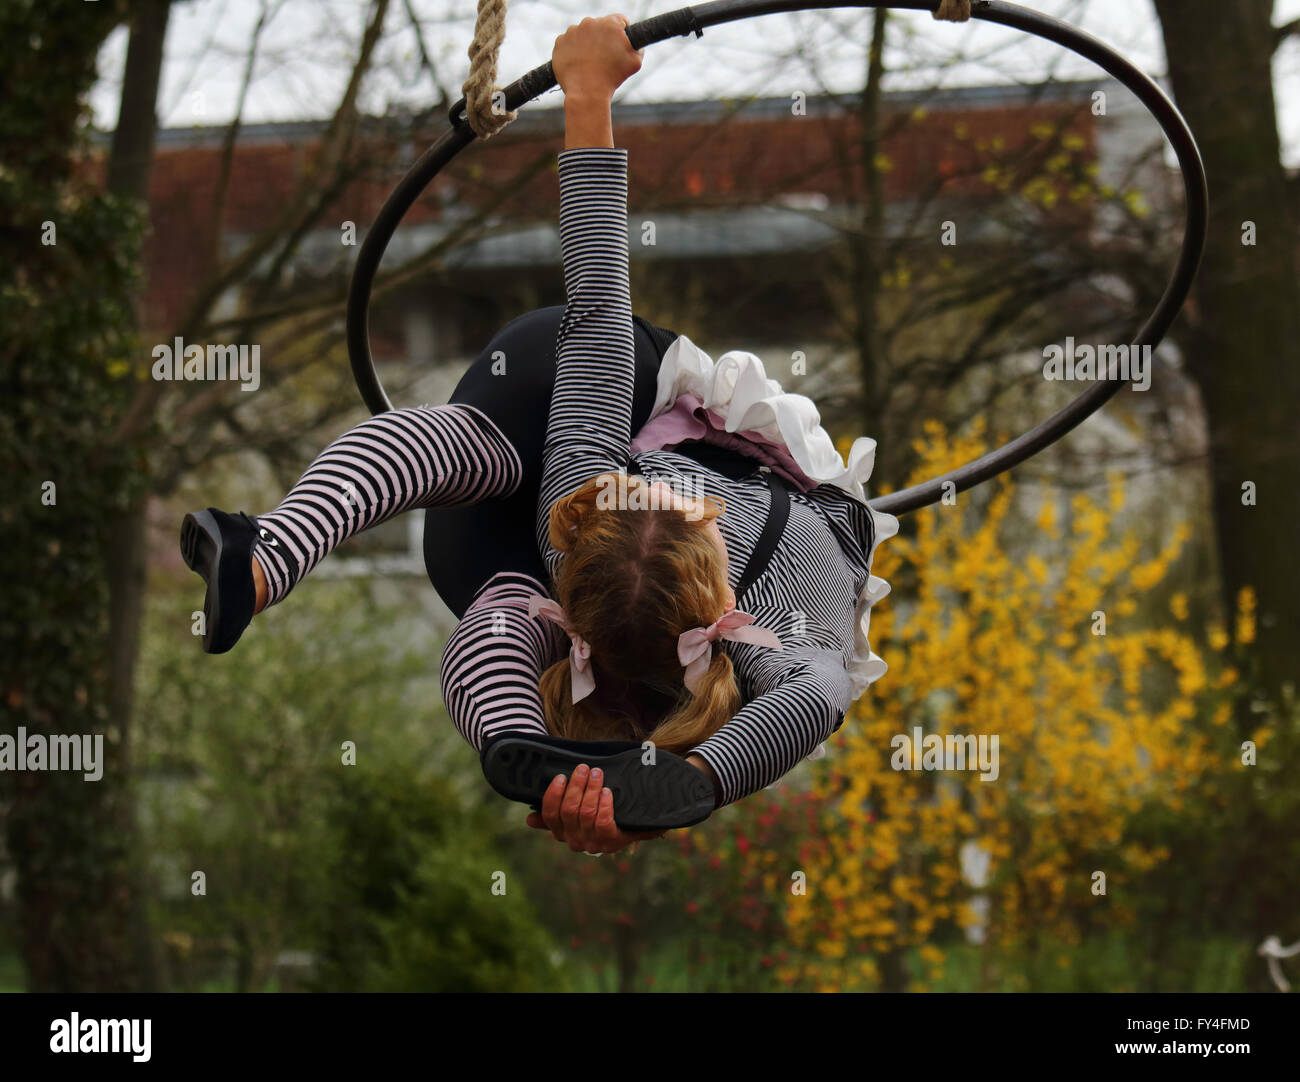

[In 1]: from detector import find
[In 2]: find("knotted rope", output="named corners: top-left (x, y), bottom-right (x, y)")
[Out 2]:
top-left (462, 0), bottom-right (516, 139)
top-left (933, 0), bottom-right (972, 21)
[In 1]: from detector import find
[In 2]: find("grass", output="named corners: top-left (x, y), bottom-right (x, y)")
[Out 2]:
top-left (0, 952), bottom-right (26, 993)
top-left (563, 932), bottom-right (1259, 993)
top-left (0, 933), bottom-right (1262, 993)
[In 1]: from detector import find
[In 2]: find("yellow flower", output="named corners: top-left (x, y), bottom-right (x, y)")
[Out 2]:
top-left (1123, 189), bottom-right (1150, 218)
top-left (1235, 586), bottom-right (1256, 645)
top-left (1036, 500), bottom-right (1058, 538)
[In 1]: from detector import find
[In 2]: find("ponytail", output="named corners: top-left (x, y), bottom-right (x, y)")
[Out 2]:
top-left (539, 472), bottom-right (742, 755)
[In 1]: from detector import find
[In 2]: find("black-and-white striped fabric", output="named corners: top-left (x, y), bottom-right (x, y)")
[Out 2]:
top-left (252, 404), bottom-right (520, 607)
top-left (250, 403), bottom-right (557, 753)
top-left (539, 148), bottom-right (877, 807)
top-left (439, 572), bottom-right (560, 749)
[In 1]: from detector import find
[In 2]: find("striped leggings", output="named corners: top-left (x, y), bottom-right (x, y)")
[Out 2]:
top-left (251, 403), bottom-right (561, 750)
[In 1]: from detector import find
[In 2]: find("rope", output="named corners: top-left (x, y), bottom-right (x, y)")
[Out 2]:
top-left (933, 0), bottom-right (972, 21)
top-left (462, 0), bottom-right (516, 139)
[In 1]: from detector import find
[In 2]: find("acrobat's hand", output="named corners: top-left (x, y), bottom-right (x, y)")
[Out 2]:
top-left (552, 15), bottom-right (643, 101)
top-left (525, 763), bottom-right (667, 854)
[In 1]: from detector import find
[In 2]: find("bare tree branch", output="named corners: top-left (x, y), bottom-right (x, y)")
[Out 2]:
top-left (112, 0), bottom-right (393, 444)
top-left (205, 0), bottom-right (276, 282)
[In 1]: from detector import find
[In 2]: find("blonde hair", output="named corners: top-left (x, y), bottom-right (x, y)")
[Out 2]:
top-left (540, 473), bottom-right (741, 755)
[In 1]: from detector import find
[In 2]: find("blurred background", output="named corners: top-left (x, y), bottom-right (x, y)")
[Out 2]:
top-left (2, 0), bottom-right (1297, 992)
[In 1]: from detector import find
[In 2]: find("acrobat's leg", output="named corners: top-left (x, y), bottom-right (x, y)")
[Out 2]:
top-left (252, 404), bottom-right (520, 608)
top-left (180, 403), bottom-right (520, 653)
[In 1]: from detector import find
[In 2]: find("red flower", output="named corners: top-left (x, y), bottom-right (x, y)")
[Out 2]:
top-left (736, 835), bottom-right (751, 856)
top-left (709, 855), bottom-right (722, 870)
top-left (615, 912), bottom-right (634, 926)
top-left (685, 900), bottom-right (700, 915)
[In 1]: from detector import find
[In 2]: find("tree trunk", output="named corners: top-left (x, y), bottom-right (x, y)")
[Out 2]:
top-left (0, 0), bottom-right (170, 994)
top-left (103, 0), bottom-right (174, 992)
top-left (853, 9), bottom-right (890, 457)
top-left (1152, 0), bottom-right (1300, 715)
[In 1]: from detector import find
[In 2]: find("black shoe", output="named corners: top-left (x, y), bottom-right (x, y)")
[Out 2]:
top-left (480, 732), bottom-right (717, 833)
top-left (179, 508), bottom-right (260, 654)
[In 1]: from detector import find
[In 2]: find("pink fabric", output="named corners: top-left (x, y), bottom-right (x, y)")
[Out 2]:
top-left (630, 393), bottom-right (819, 491)
top-left (677, 610), bottom-right (784, 694)
top-left (527, 596), bottom-right (596, 704)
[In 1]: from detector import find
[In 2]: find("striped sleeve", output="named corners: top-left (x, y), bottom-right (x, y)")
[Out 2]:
top-left (439, 572), bottom-right (561, 750)
top-left (689, 641), bottom-right (855, 807)
top-left (537, 147), bottom-right (635, 570)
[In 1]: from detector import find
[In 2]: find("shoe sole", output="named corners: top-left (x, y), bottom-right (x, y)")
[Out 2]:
top-left (179, 510), bottom-right (224, 653)
top-left (481, 736), bottom-right (715, 833)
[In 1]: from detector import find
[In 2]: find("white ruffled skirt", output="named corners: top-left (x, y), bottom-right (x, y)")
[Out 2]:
top-left (644, 334), bottom-right (900, 708)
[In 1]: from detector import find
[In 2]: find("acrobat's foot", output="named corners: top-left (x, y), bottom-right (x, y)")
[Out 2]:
top-left (179, 508), bottom-right (260, 654)
top-left (480, 733), bottom-right (716, 833)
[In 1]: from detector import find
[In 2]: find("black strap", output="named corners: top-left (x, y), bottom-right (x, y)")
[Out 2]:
top-left (626, 457), bottom-right (790, 604)
top-left (735, 470), bottom-right (790, 604)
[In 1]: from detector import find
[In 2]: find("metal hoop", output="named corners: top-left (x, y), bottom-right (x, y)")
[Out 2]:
top-left (346, 0), bottom-right (1208, 515)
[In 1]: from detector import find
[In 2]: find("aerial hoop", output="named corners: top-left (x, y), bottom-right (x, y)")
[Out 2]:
top-left (345, 0), bottom-right (1208, 516)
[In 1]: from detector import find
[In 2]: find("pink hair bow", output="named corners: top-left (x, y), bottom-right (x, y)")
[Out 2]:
top-left (677, 610), bottom-right (783, 695)
top-left (528, 596), bottom-right (596, 704)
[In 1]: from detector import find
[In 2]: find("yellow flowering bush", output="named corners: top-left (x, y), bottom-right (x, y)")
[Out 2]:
top-left (784, 420), bottom-right (1240, 991)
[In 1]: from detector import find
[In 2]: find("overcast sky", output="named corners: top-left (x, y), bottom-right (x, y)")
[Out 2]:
top-left (90, 0), bottom-right (1300, 164)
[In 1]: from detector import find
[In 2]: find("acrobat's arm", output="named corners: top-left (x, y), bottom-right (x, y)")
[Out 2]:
top-left (690, 640), bottom-right (855, 808)
top-left (535, 19), bottom-right (644, 568)
top-left (535, 150), bottom-right (634, 565)
top-left (439, 572), bottom-right (561, 749)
